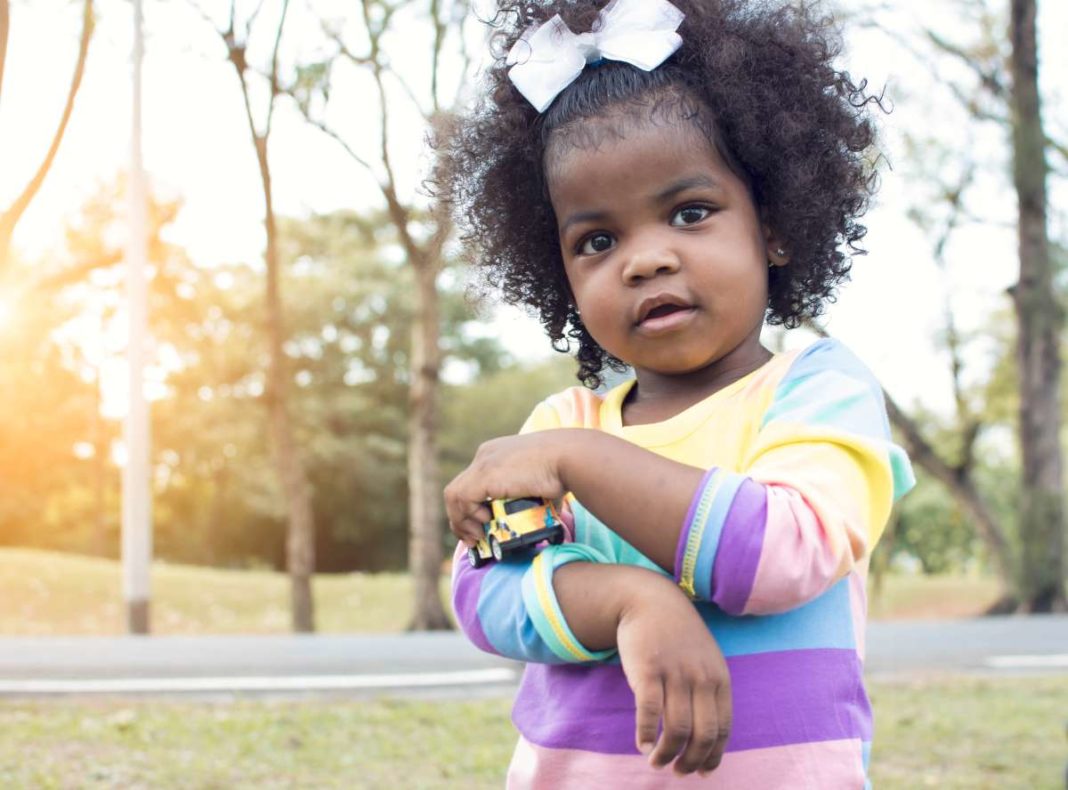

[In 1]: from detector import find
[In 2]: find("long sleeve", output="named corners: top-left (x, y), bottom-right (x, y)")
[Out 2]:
top-left (449, 395), bottom-right (618, 664)
top-left (674, 339), bottom-right (914, 615)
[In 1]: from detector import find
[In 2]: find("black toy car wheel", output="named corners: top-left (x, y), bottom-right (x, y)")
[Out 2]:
top-left (549, 528), bottom-right (565, 546)
top-left (468, 546), bottom-right (488, 569)
top-left (489, 535), bottom-right (504, 562)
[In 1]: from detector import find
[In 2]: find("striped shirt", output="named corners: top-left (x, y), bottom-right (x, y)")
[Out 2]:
top-left (451, 338), bottom-right (915, 788)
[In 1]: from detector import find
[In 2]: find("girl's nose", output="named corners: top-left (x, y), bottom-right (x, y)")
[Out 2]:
top-left (621, 242), bottom-right (681, 285)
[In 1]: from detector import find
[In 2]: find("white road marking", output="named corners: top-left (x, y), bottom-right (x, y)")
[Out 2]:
top-left (0, 668), bottom-right (518, 695)
top-left (984, 654), bottom-right (1068, 669)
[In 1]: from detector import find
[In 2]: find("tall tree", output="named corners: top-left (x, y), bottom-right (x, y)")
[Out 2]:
top-left (1008, 0), bottom-right (1065, 611)
top-left (0, 0), bottom-right (94, 270)
top-left (853, 0), bottom-right (1066, 610)
top-left (290, 0), bottom-right (473, 629)
top-left (193, 0), bottom-right (318, 631)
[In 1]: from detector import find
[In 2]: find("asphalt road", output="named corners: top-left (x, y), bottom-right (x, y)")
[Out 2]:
top-left (0, 616), bottom-right (1064, 698)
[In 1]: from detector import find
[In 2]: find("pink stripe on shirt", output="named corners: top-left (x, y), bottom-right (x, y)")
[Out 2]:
top-left (507, 736), bottom-right (867, 789)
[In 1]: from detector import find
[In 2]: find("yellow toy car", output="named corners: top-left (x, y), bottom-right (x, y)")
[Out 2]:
top-left (468, 496), bottom-right (566, 568)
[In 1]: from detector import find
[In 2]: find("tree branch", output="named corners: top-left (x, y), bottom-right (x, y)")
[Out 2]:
top-left (925, 28), bottom-right (1008, 100)
top-left (298, 112), bottom-right (378, 179)
top-left (806, 322), bottom-right (1015, 583)
top-left (29, 250), bottom-right (123, 294)
top-left (245, 0), bottom-right (268, 40)
top-left (453, 0), bottom-right (474, 109)
top-left (264, 0), bottom-right (291, 137)
top-left (1, 0), bottom-right (93, 231)
top-left (430, 0), bottom-right (444, 114)
top-left (0, 0), bottom-right (10, 110)
top-left (1048, 133), bottom-right (1068, 170)
top-left (362, 0), bottom-right (419, 263)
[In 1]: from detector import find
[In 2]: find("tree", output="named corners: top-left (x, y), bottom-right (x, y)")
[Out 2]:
top-left (0, 0), bottom-right (94, 271)
top-left (289, 0), bottom-right (474, 629)
top-left (1008, 0), bottom-right (1064, 611)
top-left (854, 0), bottom-right (1066, 610)
top-left (191, 1), bottom-right (319, 631)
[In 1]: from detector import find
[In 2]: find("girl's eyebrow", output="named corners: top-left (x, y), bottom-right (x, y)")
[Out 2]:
top-left (654, 175), bottom-right (721, 203)
top-left (560, 209), bottom-right (610, 237)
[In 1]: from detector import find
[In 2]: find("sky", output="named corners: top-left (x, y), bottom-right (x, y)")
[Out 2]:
top-left (1, 0), bottom-right (1066, 419)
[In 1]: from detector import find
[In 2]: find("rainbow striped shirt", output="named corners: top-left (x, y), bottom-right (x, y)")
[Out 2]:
top-left (451, 339), bottom-right (914, 788)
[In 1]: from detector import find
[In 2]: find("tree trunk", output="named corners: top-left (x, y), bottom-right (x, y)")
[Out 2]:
top-left (1009, 0), bottom-right (1067, 613)
top-left (258, 136), bottom-right (317, 632)
top-left (407, 256), bottom-right (449, 630)
top-left (0, 0), bottom-right (92, 272)
top-left (91, 371), bottom-right (107, 557)
top-left (0, 0), bottom-right (9, 102)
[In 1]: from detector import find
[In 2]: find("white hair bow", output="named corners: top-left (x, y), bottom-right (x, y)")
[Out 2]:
top-left (506, 0), bottom-right (686, 113)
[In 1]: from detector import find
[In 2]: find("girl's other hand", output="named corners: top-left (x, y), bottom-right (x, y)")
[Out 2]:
top-left (443, 431), bottom-right (577, 547)
top-left (616, 575), bottom-right (732, 776)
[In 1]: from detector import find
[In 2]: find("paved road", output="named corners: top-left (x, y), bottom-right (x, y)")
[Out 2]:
top-left (0, 616), bottom-right (1064, 697)
top-left (864, 615), bottom-right (1068, 676)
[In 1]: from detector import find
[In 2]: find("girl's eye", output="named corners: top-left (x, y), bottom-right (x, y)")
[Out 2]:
top-left (671, 206), bottom-right (712, 226)
top-left (578, 233), bottom-right (614, 255)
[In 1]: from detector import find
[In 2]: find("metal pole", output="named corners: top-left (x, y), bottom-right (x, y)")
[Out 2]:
top-left (123, 0), bottom-right (151, 635)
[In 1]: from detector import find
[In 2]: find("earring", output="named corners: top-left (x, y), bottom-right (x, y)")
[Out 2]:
top-left (776, 248), bottom-right (786, 257)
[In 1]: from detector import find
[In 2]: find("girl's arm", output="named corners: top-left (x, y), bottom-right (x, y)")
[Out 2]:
top-left (447, 341), bottom-right (914, 616)
top-left (446, 428), bottom-right (697, 570)
top-left (451, 548), bottom-right (731, 776)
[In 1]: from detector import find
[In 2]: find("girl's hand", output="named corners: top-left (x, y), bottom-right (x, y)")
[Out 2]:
top-left (444, 431), bottom-right (578, 546)
top-left (616, 576), bottom-right (733, 776)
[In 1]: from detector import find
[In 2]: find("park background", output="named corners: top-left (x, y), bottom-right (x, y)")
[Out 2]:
top-left (0, 0), bottom-right (1066, 787)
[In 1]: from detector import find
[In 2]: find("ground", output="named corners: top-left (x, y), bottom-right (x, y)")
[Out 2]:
top-left (0, 676), bottom-right (1064, 788)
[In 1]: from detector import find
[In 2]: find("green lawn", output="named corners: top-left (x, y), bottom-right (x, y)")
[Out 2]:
top-left (0, 548), bottom-right (1003, 635)
top-left (0, 677), bottom-right (1063, 789)
top-left (0, 548), bottom-right (446, 635)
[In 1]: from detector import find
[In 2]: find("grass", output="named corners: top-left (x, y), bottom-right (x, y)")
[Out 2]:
top-left (870, 676), bottom-right (1068, 789)
top-left (0, 548), bottom-right (1004, 635)
top-left (867, 571), bottom-right (1003, 620)
top-left (0, 677), bottom-right (1063, 788)
top-left (0, 548), bottom-right (449, 635)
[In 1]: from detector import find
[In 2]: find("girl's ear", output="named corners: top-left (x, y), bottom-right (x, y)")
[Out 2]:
top-left (763, 226), bottom-right (788, 267)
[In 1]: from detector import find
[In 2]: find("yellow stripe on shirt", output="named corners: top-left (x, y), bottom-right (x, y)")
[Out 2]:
top-left (532, 552), bottom-right (593, 662)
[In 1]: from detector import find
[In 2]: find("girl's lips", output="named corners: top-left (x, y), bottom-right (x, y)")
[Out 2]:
top-left (635, 305), bottom-right (697, 334)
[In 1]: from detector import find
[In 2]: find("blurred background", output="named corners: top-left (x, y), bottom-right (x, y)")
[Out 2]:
top-left (0, 0), bottom-right (1065, 636)
top-left (2, 2), bottom-right (1067, 787)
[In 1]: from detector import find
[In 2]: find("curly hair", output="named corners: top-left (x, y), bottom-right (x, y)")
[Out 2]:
top-left (433, 0), bottom-right (884, 388)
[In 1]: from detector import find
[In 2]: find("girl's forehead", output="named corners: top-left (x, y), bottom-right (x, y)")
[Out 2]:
top-left (545, 117), bottom-right (731, 193)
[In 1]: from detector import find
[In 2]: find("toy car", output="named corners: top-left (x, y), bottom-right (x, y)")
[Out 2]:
top-left (468, 496), bottom-right (566, 568)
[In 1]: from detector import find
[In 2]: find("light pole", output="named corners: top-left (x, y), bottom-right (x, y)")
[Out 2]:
top-left (123, 0), bottom-right (151, 635)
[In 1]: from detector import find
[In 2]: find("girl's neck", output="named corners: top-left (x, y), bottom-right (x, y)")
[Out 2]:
top-left (621, 339), bottom-right (774, 427)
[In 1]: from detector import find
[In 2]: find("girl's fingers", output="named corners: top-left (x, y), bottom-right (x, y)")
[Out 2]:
top-left (649, 678), bottom-right (691, 769)
top-left (677, 682), bottom-right (720, 775)
top-left (444, 481), bottom-right (493, 542)
top-left (699, 682), bottom-right (732, 775)
top-left (632, 676), bottom-right (664, 758)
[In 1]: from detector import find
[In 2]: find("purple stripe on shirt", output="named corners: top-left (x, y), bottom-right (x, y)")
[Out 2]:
top-left (450, 562), bottom-right (496, 655)
top-left (674, 467), bottom-right (718, 582)
top-left (512, 648), bottom-right (870, 754)
top-left (709, 478), bottom-right (768, 614)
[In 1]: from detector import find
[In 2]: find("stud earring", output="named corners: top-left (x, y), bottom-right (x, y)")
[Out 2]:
top-left (775, 248), bottom-right (786, 257)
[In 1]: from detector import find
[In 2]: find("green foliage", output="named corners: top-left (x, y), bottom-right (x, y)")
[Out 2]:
top-left (0, 261), bottom-right (115, 554)
top-left (439, 356), bottom-right (578, 485)
top-left (0, 181), bottom-right (574, 572)
top-left (891, 471), bottom-right (981, 574)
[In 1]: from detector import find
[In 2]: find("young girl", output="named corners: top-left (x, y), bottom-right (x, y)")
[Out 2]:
top-left (438, 1), bottom-right (914, 786)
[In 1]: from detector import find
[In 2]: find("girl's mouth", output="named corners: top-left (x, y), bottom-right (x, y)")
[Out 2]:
top-left (636, 304), bottom-right (697, 334)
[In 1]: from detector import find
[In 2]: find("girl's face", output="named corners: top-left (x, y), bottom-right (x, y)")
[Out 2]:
top-left (547, 117), bottom-right (778, 398)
